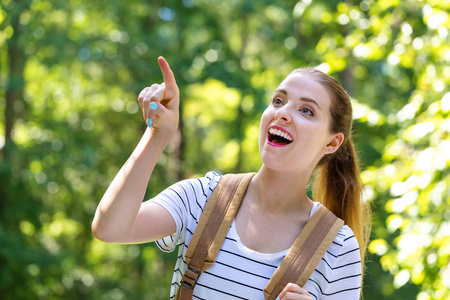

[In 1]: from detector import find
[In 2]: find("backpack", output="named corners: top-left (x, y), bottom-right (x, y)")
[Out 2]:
top-left (176, 173), bottom-right (344, 300)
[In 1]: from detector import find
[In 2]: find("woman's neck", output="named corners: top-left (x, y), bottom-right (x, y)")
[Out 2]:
top-left (250, 166), bottom-right (314, 214)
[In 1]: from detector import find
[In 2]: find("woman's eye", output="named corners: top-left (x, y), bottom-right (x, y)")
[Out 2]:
top-left (300, 107), bottom-right (314, 116)
top-left (272, 98), bottom-right (283, 106)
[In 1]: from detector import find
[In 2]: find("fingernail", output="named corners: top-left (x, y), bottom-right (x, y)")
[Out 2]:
top-left (147, 118), bottom-right (153, 127)
top-left (150, 102), bottom-right (158, 111)
top-left (276, 298), bottom-right (280, 300)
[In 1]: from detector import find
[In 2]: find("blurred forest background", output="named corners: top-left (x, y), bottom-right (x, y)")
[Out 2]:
top-left (1, 0), bottom-right (449, 299)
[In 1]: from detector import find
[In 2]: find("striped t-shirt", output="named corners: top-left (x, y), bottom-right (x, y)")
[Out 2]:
top-left (150, 171), bottom-right (362, 299)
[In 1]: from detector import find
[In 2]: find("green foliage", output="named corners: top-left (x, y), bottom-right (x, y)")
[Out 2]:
top-left (0, 0), bottom-right (448, 299)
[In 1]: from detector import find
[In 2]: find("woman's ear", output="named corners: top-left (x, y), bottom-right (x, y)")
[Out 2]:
top-left (325, 133), bottom-right (344, 154)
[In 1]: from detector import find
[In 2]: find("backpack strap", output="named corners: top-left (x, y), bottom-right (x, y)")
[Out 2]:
top-left (263, 204), bottom-right (344, 300)
top-left (176, 173), bottom-right (344, 300)
top-left (177, 173), bottom-right (255, 300)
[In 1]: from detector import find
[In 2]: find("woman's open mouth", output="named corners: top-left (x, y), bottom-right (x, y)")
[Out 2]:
top-left (267, 126), bottom-right (293, 147)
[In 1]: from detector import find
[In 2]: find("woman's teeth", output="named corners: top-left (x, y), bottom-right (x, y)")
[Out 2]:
top-left (269, 128), bottom-right (292, 142)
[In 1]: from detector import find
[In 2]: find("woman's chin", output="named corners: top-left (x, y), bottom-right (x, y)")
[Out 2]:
top-left (260, 154), bottom-right (289, 171)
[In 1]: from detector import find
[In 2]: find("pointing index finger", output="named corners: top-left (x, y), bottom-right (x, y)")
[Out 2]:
top-left (158, 56), bottom-right (177, 89)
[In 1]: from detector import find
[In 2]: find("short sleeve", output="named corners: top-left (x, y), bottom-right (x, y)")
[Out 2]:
top-left (322, 225), bottom-right (362, 299)
top-left (149, 171), bottom-right (222, 252)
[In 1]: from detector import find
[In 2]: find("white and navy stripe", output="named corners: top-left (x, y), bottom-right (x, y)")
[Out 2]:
top-left (150, 171), bottom-right (362, 299)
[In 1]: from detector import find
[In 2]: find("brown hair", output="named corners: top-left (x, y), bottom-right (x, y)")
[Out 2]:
top-left (292, 68), bottom-right (372, 276)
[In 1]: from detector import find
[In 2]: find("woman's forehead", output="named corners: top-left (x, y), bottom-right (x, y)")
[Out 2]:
top-left (277, 73), bottom-right (331, 105)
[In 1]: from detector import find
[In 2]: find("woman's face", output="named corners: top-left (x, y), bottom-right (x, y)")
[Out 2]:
top-left (259, 72), bottom-right (343, 173)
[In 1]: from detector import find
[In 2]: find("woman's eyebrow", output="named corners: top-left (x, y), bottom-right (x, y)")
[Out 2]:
top-left (275, 89), bottom-right (321, 110)
top-left (300, 97), bottom-right (321, 110)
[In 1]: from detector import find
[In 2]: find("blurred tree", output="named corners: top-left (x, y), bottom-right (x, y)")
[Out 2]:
top-left (0, 0), bottom-right (448, 299)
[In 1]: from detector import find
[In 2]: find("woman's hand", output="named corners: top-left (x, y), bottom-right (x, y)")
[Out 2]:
top-left (276, 283), bottom-right (312, 300)
top-left (138, 56), bottom-right (179, 137)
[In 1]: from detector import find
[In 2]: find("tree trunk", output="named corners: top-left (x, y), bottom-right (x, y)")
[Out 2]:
top-left (233, 11), bottom-right (249, 174)
top-left (342, 0), bottom-right (355, 95)
top-left (0, 0), bottom-right (29, 288)
top-left (3, 1), bottom-right (28, 162)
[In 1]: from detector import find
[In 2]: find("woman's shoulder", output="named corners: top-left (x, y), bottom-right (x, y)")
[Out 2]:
top-left (311, 203), bottom-right (360, 255)
top-left (170, 171), bottom-right (223, 209)
top-left (326, 224), bottom-right (361, 267)
top-left (151, 171), bottom-right (223, 216)
top-left (335, 225), bottom-right (360, 252)
top-left (203, 170), bottom-right (223, 189)
top-left (184, 170), bottom-right (222, 198)
top-left (171, 170), bottom-right (222, 195)
top-left (312, 223), bottom-right (362, 296)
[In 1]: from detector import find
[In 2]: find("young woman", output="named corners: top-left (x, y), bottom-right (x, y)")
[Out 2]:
top-left (92, 57), bottom-right (371, 300)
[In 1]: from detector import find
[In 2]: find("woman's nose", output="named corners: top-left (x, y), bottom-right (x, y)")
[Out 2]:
top-left (275, 105), bottom-right (292, 123)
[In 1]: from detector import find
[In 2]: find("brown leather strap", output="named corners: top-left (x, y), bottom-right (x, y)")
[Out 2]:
top-left (263, 204), bottom-right (344, 300)
top-left (176, 173), bottom-right (343, 300)
top-left (177, 173), bottom-right (255, 300)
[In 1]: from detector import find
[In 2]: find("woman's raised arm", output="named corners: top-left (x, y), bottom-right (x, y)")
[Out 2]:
top-left (91, 57), bottom-right (179, 244)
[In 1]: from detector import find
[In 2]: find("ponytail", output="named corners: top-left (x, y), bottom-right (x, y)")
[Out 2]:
top-left (312, 139), bottom-right (371, 269)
